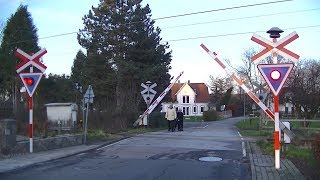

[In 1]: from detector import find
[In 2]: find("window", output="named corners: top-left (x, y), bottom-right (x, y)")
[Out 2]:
top-left (193, 106), bottom-right (197, 114)
top-left (182, 96), bottom-right (190, 103)
top-left (183, 107), bottom-right (189, 115)
top-left (200, 106), bottom-right (205, 113)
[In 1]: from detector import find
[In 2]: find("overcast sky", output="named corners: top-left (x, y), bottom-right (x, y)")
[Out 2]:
top-left (1, 0), bottom-right (319, 84)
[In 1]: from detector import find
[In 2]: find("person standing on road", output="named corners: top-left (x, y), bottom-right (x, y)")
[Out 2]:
top-left (176, 109), bottom-right (184, 131)
top-left (165, 104), bottom-right (177, 132)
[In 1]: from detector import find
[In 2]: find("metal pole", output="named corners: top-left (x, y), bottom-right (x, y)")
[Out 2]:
top-left (273, 37), bottom-right (281, 169)
top-left (82, 97), bottom-right (85, 131)
top-left (84, 101), bottom-right (89, 144)
top-left (28, 95), bottom-right (33, 153)
top-left (244, 93), bottom-right (246, 118)
top-left (147, 85), bottom-right (150, 128)
top-left (274, 95), bottom-right (280, 169)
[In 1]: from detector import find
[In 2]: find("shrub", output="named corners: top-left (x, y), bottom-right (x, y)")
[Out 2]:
top-left (312, 133), bottom-right (320, 161)
top-left (203, 110), bottom-right (218, 121)
top-left (148, 112), bottom-right (167, 128)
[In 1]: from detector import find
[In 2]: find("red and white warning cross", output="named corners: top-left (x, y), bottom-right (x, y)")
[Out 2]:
top-left (251, 31), bottom-right (299, 63)
top-left (16, 48), bottom-right (47, 73)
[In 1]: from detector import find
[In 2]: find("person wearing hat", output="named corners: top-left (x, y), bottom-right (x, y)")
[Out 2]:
top-left (165, 104), bottom-right (177, 132)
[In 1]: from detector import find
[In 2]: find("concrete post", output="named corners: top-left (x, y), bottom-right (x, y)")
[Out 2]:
top-left (0, 119), bottom-right (17, 153)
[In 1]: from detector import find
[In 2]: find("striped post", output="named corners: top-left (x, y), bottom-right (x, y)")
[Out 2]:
top-left (28, 95), bottom-right (33, 153)
top-left (272, 40), bottom-right (281, 169)
top-left (133, 71), bottom-right (184, 127)
top-left (274, 95), bottom-right (280, 169)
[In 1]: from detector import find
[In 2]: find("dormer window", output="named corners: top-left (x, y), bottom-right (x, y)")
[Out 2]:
top-left (182, 95), bottom-right (189, 103)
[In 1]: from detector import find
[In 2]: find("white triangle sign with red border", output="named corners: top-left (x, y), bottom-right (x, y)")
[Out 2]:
top-left (257, 63), bottom-right (294, 96)
top-left (19, 72), bottom-right (43, 97)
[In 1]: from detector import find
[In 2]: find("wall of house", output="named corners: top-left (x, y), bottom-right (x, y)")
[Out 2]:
top-left (161, 102), bottom-right (208, 117)
top-left (176, 84), bottom-right (196, 104)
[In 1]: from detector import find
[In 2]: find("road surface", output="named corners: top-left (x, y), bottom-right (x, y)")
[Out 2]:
top-left (0, 117), bottom-right (250, 180)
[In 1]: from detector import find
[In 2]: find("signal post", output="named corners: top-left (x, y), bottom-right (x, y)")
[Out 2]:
top-left (15, 48), bottom-right (47, 153)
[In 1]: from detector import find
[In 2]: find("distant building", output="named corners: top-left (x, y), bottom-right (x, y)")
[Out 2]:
top-left (161, 81), bottom-right (210, 116)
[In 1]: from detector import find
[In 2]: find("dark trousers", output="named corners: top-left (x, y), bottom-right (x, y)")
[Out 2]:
top-left (177, 120), bottom-right (183, 131)
top-left (169, 120), bottom-right (176, 131)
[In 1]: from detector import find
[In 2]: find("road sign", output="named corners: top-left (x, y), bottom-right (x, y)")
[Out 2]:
top-left (84, 85), bottom-right (94, 103)
top-left (251, 32), bottom-right (299, 63)
top-left (140, 82), bottom-right (157, 94)
top-left (16, 49), bottom-right (47, 73)
top-left (133, 72), bottom-right (184, 127)
top-left (141, 82), bottom-right (157, 106)
top-left (257, 63), bottom-right (294, 96)
top-left (19, 73), bottom-right (43, 97)
top-left (256, 93), bottom-right (268, 102)
top-left (252, 81), bottom-right (268, 93)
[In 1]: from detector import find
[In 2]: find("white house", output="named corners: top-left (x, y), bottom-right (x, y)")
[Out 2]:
top-left (45, 103), bottom-right (78, 130)
top-left (161, 81), bottom-right (210, 116)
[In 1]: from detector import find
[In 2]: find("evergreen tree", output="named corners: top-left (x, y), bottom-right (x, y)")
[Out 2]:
top-left (0, 5), bottom-right (40, 115)
top-left (77, 0), bottom-right (172, 128)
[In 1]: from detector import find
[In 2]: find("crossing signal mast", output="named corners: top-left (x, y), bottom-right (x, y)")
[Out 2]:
top-left (15, 49), bottom-right (47, 153)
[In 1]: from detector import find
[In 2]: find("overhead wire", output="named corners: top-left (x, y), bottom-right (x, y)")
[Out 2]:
top-left (3, 0), bottom-right (298, 45)
top-left (153, 0), bottom-right (293, 20)
top-left (165, 24), bottom-right (320, 42)
top-left (161, 8), bottom-right (320, 30)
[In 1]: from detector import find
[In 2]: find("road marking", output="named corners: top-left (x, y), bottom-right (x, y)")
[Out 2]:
top-left (238, 131), bottom-right (246, 157)
top-left (192, 125), bottom-right (209, 129)
top-left (96, 137), bottom-right (133, 151)
top-left (77, 153), bottom-right (86, 156)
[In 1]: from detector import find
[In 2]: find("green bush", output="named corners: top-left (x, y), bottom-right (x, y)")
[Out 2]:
top-left (148, 112), bottom-right (167, 128)
top-left (203, 110), bottom-right (218, 121)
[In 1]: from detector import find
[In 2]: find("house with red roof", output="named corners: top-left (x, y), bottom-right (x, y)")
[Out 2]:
top-left (161, 81), bottom-right (210, 116)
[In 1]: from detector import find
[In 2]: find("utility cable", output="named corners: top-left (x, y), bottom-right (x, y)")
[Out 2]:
top-left (165, 24), bottom-right (320, 42)
top-left (154, 0), bottom-right (293, 20)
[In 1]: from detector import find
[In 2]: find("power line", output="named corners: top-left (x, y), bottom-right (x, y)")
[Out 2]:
top-left (1, 0), bottom-right (303, 45)
top-left (154, 0), bottom-right (294, 20)
top-left (162, 8), bottom-right (320, 30)
top-left (165, 24), bottom-right (320, 42)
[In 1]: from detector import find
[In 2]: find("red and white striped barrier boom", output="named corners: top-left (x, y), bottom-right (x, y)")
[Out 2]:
top-left (201, 44), bottom-right (274, 119)
top-left (133, 71), bottom-right (184, 127)
top-left (200, 44), bottom-right (295, 138)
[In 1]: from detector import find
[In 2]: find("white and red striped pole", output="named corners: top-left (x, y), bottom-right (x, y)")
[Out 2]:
top-left (29, 65), bottom-right (34, 153)
top-left (133, 71), bottom-right (184, 127)
top-left (272, 39), bottom-right (281, 169)
top-left (28, 95), bottom-right (33, 153)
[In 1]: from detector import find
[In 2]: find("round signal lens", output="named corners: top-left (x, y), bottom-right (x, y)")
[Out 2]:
top-left (24, 77), bottom-right (34, 86)
top-left (270, 70), bottom-right (281, 81)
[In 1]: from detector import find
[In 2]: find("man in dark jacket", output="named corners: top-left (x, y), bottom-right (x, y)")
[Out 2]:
top-left (176, 109), bottom-right (184, 131)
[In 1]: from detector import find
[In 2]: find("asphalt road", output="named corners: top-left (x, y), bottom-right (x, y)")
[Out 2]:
top-left (1, 117), bottom-right (250, 180)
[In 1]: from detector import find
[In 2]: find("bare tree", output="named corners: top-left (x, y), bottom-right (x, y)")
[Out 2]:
top-left (286, 59), bottom-right (320, 119)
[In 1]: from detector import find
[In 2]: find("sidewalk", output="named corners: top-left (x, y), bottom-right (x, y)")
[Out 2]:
top-left (247, 141), bottom-right (305, 180)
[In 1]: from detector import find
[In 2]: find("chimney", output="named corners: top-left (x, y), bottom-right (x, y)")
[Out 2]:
top-left (178, 80), bottom-right (180, 83)
top-left (188, 80), bottom-right (190, 83)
